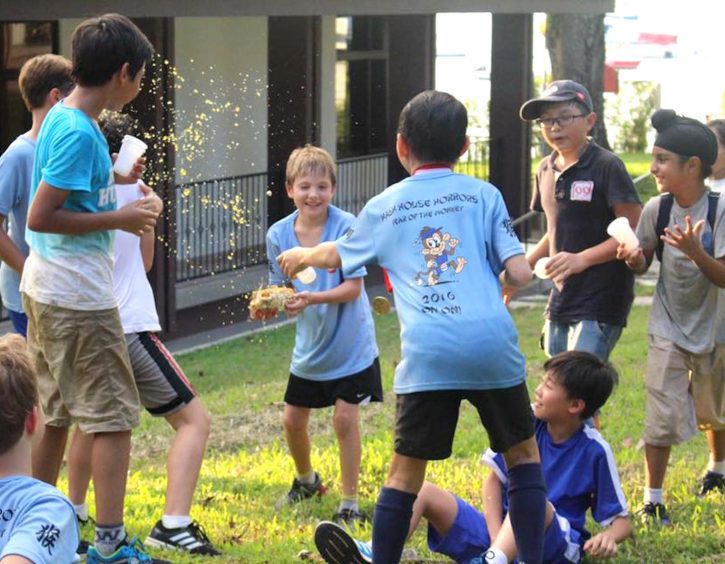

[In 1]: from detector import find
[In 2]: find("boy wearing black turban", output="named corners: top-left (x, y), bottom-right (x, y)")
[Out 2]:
top-left (618, 109), bottom-right (725, 525)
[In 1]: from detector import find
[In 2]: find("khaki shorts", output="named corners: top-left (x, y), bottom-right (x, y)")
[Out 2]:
top-left (23, 295), bottom-right (139, 433)
top-left (643, 335), bottom-right (725, 446)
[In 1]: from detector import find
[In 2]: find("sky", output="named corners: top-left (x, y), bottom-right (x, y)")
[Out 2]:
top-left (435, 2), bottom-right (725, 122)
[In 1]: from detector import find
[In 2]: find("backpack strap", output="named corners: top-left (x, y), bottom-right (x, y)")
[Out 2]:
top-left (655, 194), bottom-right (674, 263)
top-left (655, 191), bottom-right (720, 262)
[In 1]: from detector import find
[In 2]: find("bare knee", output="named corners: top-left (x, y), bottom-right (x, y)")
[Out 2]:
top-left (332, 406), bottom-right (358, 438)
top-left (502, 436), bottom-right (540, 468)
top-left (283, 406), bottom-right (309, 434)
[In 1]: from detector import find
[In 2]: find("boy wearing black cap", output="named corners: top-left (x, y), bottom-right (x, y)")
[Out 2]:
top-left (618, 109), bottom-right (725, 525)
top-left (513, 80), bottom-right (641, 365)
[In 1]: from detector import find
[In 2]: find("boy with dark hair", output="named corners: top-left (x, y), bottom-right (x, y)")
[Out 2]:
top-left (315, 351), bottom-right (632, 564)
top-left (511, 80), bottom-right (641, 362)
top-left (0, 54), bottom-right (73, 336)
top-left (278, 90), bottom-right (547, 564)
top-left (619, 109), bottom-right (725, 524)
top-left (19, 13), bottom-right (162, 564)
top-left (0, 333), bottom-right (79, 563)
top-left (267, 144), bottom-right (381, 528)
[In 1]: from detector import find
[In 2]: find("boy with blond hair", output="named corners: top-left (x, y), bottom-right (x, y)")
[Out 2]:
top-left (0, 54), bottom-right (73, 336)
top-left (267, 145), bottom-right (381, 528)
top-left (0, 333), bottom-right (79, 563)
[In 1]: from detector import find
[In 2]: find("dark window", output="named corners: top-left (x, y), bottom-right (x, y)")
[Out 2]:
top-left (336, 17), bottom-right (388, 158)
top-left (0, 22), bottom-right (57, 152)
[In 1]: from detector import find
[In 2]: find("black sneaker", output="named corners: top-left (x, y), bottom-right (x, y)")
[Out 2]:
top-left (274, 472), bottom-right (327, 510)
top-left (145, 520), bottom-right (221, 556)
top-left (77, 539), bottom-right (91, 555)
top-left (314, 521), bottom-right (372, 564)
top-left (637, 502), bottom-right (672, 526)
top-left (332, 508), bottom-right (370, 531)
top-left (698, 471), bottom-right (725, 497)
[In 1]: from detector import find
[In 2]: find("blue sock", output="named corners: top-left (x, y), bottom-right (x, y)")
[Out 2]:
top-left (507, 463), bottom-right (547, 564)
top-left (372, 486), bottom-right (417, 564)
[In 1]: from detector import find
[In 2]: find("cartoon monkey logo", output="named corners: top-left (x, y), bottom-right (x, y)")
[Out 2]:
top-left (417, 226), bottom-right (467, 286)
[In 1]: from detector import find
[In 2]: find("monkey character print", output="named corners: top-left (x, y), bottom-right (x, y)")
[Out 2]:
top-left (417, 226), bottom-right (467, 286)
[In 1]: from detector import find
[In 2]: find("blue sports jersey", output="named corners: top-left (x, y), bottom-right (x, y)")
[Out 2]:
top-left (267, 205), bottom-right (378, 381)
top-left (0, 135), bottom-right (33, 313)
top-left (0, 476), bottom-right (79, 563)
top-left (335, 170), bottom-right (525, 393)
top-left (483, 417), bottom-right (628, 543)
top-left (26, 100), bottom-right (116, 260)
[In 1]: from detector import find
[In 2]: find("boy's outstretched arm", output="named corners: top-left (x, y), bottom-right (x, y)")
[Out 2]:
top-left (28, 181), bottom-right (158, 236)
top-left (277, 241), bottom-right (341, 278)
top-left (481, 470), bottom-right (505, 542)
top-left (583, 515), bottom-right (632, 559)
top-left (285, 278), bottom-right (362, 316)
top-left (501, 254), bottom-right (533, 289)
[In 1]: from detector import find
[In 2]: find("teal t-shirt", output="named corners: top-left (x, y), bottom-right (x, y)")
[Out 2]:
top-left (336, 170), bottom-right (526, 393)
top-left (26, 100), bottom-right (116, 260)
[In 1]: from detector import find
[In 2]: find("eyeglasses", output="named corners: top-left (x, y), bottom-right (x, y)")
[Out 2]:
top-left (535, 114), bottom-right (588, 129)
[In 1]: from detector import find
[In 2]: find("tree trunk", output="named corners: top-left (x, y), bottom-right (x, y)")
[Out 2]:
top-left (546, 14), bottom-right (610, 150)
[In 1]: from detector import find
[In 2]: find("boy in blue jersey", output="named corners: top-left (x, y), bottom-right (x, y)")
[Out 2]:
top-left (278, 91), bottom-right (546, 564)
top-left (19, 14), bottom-right (163, 564)
top-left (0, 333), bottom-right (79, 564)
top-left (267, 145), bottom-right (382, 528)
top-left (314, 351), bottom-right (632, 564)
top-left (0, 54), bottom-right (73, 336)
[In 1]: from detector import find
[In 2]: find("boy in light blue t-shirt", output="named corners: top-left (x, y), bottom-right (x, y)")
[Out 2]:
top-left (0, 334), bottom-right (79, 564)
top-left (0, 54), bottom-right (73, 336)
top-left (266, 145), bottom-right (381, 529)
top-left (278, 91), bottom-right (547, 564)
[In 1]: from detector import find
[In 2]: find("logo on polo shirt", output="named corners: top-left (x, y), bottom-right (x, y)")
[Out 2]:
top-left (570, 180), bottom-right (594, 202)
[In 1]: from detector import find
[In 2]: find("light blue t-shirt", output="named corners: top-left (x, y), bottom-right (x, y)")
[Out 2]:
top-left (26, 100), bottom-right (116, 260)
top-left (0, 135), bottom-right (33, 313)
top-left (267, 205), bottom-right (378, 381)
top-left (0, 475), bottom-right (79, 563)
top-left (336, 169), bottom-right (525, 393)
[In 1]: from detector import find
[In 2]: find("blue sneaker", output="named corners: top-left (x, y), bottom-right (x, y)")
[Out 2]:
top-left (314, 521), bottom-right (372, 564)
top-left (86, 536), bottom-right (171, 564)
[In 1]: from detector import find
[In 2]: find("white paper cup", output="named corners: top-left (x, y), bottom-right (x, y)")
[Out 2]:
top-left (534, 257), bottom-right (551, 279)
top-left (113, 134), bottom-right (148, 176)
top-left (295, 266), bottom-right (317, 284)
top-left (607, 217), bottom-right (639, 252)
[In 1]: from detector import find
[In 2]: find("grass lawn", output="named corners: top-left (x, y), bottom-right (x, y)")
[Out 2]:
top-left (58, 290), bottom-right (725, 563)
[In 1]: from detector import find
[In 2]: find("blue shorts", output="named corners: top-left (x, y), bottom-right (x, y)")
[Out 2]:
top-left (8, 309), bottom-right (27, 337)
top-left (543, 319), bottom-right (623, 361)
top-left (427, 496), bottom-right (582, 564)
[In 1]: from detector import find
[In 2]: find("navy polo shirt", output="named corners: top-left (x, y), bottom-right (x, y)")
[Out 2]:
top-left (531, 141), bottom-right (641, 326)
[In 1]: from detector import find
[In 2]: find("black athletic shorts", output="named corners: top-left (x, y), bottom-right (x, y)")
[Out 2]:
top-left (394, 382), bottom-right (534, 460)
top-left (284, 358), bottom-right (383, 408)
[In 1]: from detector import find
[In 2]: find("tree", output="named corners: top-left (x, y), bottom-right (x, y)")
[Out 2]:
top-left (546, 14), bottom-right (610, 150)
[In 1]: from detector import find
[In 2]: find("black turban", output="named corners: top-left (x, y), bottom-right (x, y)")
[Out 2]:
top-left (652, 109), bottom-right (717, 166)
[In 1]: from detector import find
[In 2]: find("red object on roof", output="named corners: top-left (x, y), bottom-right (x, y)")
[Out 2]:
top-left (607, 60), bottom-right (640, 70)
top-left (604, 64), bottom-right (619, 93)
top-left (638, 32), bottom-right (677, 45)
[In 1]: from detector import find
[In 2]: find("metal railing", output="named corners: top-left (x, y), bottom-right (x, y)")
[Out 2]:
top-left (455, 136), bottom-right (489, 180)
top-left (335, 152), bottom-right (388, 216)
top-left (175, 172), bottom-right (269, 281)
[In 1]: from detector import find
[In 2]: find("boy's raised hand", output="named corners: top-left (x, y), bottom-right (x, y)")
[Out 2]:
top-left (116, 200), bottom-right (158, 235)
top-left (113, 155), bottom-right (146, 184)
top-left (661, 215), bottom-right (706, 259)
top-left (583, 531), bottom-right (618, 559)
top-left (616, 242), bottom-right (645, 271)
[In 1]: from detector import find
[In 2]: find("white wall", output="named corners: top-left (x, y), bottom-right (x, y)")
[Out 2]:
top-left (174, 17), bottom-right (268, 184)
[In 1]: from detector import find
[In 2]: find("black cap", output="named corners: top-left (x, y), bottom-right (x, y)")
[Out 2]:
top-left (652, 109), bottom-right (718, 166)
top-left (520, 80), bottom-right (593, 121)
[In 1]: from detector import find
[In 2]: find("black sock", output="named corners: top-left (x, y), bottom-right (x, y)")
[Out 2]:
top-left (507, 463), bottom-right (547, 564)
top-left (371, 486), bottom-right (416, 564)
